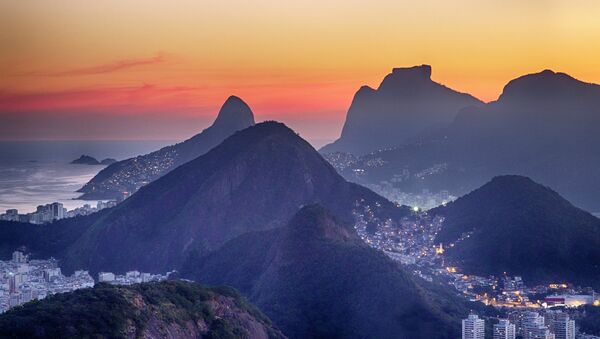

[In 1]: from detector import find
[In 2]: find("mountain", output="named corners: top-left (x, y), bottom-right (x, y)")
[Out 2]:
top-left (62, 122), bottom-right (408, 275)
top-left (430, 175), bottom-right (600, 287)
top-left (320, 65), bottom-right (482, 155)
top-left (0, 212), bottom-right (104, 261)
top-left (70, 155), bottom-right (101, 165)
top-left (100, 158), bottom-right (117, 165)
top-left (334, 70), bottom-right (600, 211)
top-left (184, 204), bottom-right (471, 339)
top-left (0, 280), bottom-right (286, 339)
top-left (77, 95), bottom-right (255, 200)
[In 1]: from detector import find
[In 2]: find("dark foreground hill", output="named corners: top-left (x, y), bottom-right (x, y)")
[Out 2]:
top-left (431, 175), bottom-right (600, 287)
top-left (185, 205), bottom-right (471, 339)
top-left (62, 122), bottom-right (408, 275)
top-left (0, 212), bottom-right (104, 261)
top-left (0, 280), bottom-right (285, 339)
top-left (335, 70), bottom-right (600, 211)
top-left (77, 95), bottom-right (255, 200)
top-left (320, 65), bottom-right (481, 155)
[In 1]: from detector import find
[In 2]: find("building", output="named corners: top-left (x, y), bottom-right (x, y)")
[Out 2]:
top-left (545, 294), bottom-right (594, 307)
top-left (462, 313), bottom-right (485, 339)
top-left (12, 251), bottom-right (26, 264)
top-left (98, 272), bottom-right (115, 282)
top-left (523, 312), bottom-right (555, 339)
top-left (494, 319), bottom-right (516, 339)
top-left (8, 274), bottom-right (18, 294)
top-left (49, 202), bottom-right (65, 220)
top-left (552, 313), bottom-right (575, 339)
top-left (1, 209), bottom-right (19, 222)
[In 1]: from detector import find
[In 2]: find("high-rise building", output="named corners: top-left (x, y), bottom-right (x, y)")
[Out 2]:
top-left (12, 250), bottom-right (26, 264)
top-left (494, 319), bottom-right (516, 339)
top-left (50, 202), bottom-right (65, 220)
top-left (2, 209), bottom-right (19, 222)
top-left (553, 313), bottom-right (575, 339)
top-left (523, 312), bottom-right (555, 339)
top-left (463, 313), bottom-right (485, 339)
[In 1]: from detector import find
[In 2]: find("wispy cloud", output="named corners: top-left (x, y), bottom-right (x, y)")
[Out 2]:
top-left (18, 53), bottom-right (168, 77)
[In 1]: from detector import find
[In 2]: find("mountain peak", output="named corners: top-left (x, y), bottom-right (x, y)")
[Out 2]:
top-left (391, 64), bottom-right (432, 79)
top-left (212, 95), bottom-right (255, 130)
top-left (379, 65), bottom-right (433, 90)
top-left (433, 175), bottom-right (600, 287)
top-left (498, 69), bottom-right (596, 102)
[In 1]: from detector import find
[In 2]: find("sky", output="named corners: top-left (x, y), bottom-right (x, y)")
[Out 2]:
top-left (1, 0), bottom-right (599, 145)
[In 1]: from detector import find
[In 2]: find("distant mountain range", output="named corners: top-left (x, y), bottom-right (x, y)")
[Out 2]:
top-left (77, 95), bottom-right (255, 200)
top-left (0, 280), bottom-right (285, 339)
top-left (431, 175), bottom-right (600, 288)
top-left (185, 204), bottom-right (471, 339)
top-left (62, 122), bottom-right (409, 275)
top-left (328, 69), bottom-right (600, 211)
top-left (70, 155), bottom-right (116, 165)
top-left (320, 65), bottom-right (482, 155)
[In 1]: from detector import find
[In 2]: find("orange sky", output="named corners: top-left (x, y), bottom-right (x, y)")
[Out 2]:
top-left (1, 0), bottom-right (599, 143)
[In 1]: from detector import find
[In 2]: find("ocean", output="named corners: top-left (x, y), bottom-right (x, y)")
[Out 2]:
top-left (0, 140), bottom-right (175, 213)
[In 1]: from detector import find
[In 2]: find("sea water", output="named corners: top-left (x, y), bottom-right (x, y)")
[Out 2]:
top-left (0, 140), bottom-right (174, 213)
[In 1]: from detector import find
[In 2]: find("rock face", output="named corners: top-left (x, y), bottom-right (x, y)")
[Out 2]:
top-left (431, 175), bottom-right (600, 287)
top-left (185, 205), bottom-right (470, 339)
top-left (335, 69), bottom-right (600, 211)
top-left (320, 65), bottom-right (482, 155)
top-left (63, 122), bottom-right (407, 275)
top-left (77, 95), bottom-right (255, 200)
top-left (0, 280), bottom-right (286, 339)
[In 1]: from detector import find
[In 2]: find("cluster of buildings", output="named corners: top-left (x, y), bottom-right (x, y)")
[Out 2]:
top-left (462, 310), bottom-right (583, 339)
top-left (370, 184), bottom-right (456, 210)
top-left (82, 147), bottom-right (177, 198)
top-left (98, 270), bottom-right (169, 286)
top-left (324, 153), bottom-right (457, 209)
top-left (0, 200), bottom-right (117, 225)
top-left (0, 251), bottom-right (94, 313)
top-left (352, 202), bottom-right (600, 338)
top-left (0, 250), bottom-right (173, 313)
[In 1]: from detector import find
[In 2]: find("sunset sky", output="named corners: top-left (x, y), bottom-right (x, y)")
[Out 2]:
top-left (1, 0), bottom-right (599, 144)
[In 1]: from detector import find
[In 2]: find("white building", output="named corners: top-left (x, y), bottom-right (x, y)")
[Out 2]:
top-left (463, 313), bottom-right (485, 339)
top-left (494, 319), bottom-right (516, 339)
top-left (98, 272), bottom-right (115, 282)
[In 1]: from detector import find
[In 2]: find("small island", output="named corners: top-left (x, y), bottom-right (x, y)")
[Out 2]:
top-left (70, 155), bottom-right (117, 166)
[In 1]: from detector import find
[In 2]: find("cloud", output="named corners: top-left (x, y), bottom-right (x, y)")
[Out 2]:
top-left (0, 83), bottom-right (208, 114)
top-left (18, 53), bottom-right (168, 77)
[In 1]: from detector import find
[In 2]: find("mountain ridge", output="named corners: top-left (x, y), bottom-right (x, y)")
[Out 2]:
top-left (185, 204), bottom-right (472, 339)
top-left (77, 95), bottom-right (256, 200)
top-left (431, 175), bottom-right (600, 287)
top-left (62, 121), bottom-right (409, 275)
top-left (320, 65), bottom-right (482, 155)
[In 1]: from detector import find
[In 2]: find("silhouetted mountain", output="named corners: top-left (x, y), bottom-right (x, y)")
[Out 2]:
top-left (63, 122), bottom-right (408, 275)
top-left (77, 95), bottom-right (255, 200)
top-left (0, 280), bottom-right (285, 339)
top-left (431, 175), bottom-right (600, 287)
top-left (70, 155), bottom-right (100, 165)
top-left (185, 205), bottom-right (470, 339)
top-left (336, 70), bottom-right (600, 211)
top-left (320, 65), bottom-right (482, 155)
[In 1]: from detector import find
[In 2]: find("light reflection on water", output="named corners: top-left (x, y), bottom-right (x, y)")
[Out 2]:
top-left (0, 140), bottom-right (175, 213)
